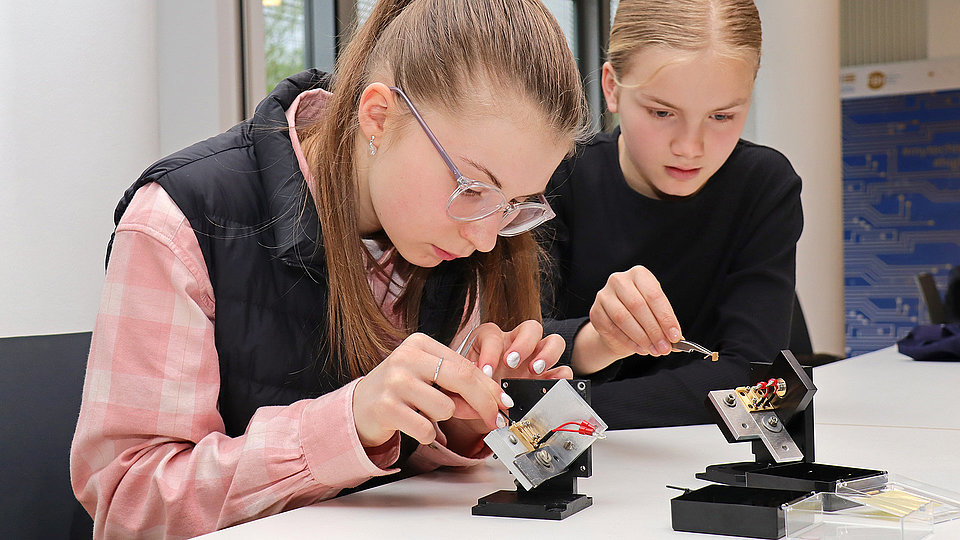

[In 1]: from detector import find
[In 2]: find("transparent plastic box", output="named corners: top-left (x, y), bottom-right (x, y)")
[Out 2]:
top-left (837, 474), bottom-right (960, 524)
top-left (784, 490), bottom-right (934, 540)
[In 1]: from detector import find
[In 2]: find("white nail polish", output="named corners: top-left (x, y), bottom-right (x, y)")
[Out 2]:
top-left (506, 351), bottom-right (520, 369)
top-left (496, 414), bottom-right (507, 428)
top-left (532, 359), bottom-right (546, 374)
top-left (500, 392), bottom-right (515, 408)
top-left (482, 364), bottom-right (494, 377)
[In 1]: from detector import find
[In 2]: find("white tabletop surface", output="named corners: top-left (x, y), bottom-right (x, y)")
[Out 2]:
top-left (814, 346), bottom-right (960, 430)
top-left (202, 347), bottom-right (960, 539)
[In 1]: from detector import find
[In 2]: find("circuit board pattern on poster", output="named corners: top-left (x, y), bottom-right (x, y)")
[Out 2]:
top-left (842, 89), bottom-right (960, 356)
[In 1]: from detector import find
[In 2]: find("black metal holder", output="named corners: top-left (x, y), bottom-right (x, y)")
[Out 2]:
top-left (672, 350), bottom-right (885, 539)
top-left (471, 378), bottom-right (593, 520)
top-left (696, 351), bottom-right (882, 492)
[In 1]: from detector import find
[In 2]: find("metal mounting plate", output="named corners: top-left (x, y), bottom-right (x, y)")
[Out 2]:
top-left (707, 390), bottom-right (803, 463)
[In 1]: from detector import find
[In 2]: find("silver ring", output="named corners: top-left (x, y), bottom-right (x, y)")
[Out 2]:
top-left (432, 356), bottom-right (444, 383)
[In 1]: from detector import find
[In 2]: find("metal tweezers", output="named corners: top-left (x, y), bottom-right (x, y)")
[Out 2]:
top-left (455, 320), bottom-right (515, 426)
top-left (671, 340), bottom-right (719, 361)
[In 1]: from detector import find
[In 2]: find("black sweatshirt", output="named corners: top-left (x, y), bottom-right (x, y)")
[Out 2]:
top-left (541, 128), bottom-right (803, 429)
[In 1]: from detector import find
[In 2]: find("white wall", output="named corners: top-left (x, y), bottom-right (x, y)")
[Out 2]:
top-left (746, 0), bottom-right (960, 356)
top-left (752, 0), bottom-right (846, 356)
top-left (0, 1), bottom-right (241, 338)
top-left (928, 0), bottom-right (960, 59)
top-left (158, 0), bottom-right (242, 156)
top-left (0, 2), bottom-right (160, 338)
top-left (2, 1), bottom-right (955, 342)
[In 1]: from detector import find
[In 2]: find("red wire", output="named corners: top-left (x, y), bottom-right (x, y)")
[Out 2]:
top-left (551, 421), bottom-right (597, 436)
top-left (766, 378), bottom-right (779, 400)
top-left (754, 378), bottom-right (780, 402)
top-left (755, 380), bottom-right (768, 400)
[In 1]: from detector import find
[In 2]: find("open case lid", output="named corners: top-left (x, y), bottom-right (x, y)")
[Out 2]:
top-left (784, 474), bottom-right (960, 540)
top-left (836, 473), bottom-right (960, 524)
top-left (784, 489), bottom-right (935, 540)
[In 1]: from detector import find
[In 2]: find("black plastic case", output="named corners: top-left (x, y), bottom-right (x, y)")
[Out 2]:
top-left (671, 485), bottom-right (812, 539)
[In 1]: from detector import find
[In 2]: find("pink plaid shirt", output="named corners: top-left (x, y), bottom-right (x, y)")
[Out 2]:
top-left (71, 89), bottom-right (486, 539)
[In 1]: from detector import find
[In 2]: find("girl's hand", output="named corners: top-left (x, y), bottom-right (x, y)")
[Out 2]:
top-left (467, 320), bottom-right (572, 382)
top-left (438, 320), bottom-right (571, 455)
top-left (588, 265), bottom-right (682, 359)
top-left (352, 333), bottom-right (511, 448)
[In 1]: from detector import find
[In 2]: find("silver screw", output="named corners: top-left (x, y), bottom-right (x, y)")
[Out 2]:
top-left (502, 381), bottom-right (508, 389)
top-left (724, 394), bottom-right (737, 407)
top-left (577, 381), bottom-right (586, 391)
top-left (563, 441), bottom-right (575, 451)
top-left (536, 449), bottom-right (552, 467)
top-left (508, 434), bottom-right (518, 445)
top-left (767, 416), bottom-right (780, 428)
top-left (580, 465), bottom-right (587, 472)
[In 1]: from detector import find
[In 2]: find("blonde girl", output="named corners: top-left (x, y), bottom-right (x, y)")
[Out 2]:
top-left (543, 0), bottom-right (802, 428)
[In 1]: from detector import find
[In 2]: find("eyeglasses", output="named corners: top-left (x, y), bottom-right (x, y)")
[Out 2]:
top-left (389, 86), bottom-right (556, 237)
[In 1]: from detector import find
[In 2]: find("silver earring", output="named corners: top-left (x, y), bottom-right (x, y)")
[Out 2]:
top-left (369, 135), bottom-right (377, 156)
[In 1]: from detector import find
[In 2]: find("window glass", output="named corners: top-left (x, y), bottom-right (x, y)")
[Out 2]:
top-left (263, 0), bottom-right (306, 94)
top-left (356, 1), bottom-right (578, 55)
top-left (357, 0), bottom-right (376, 24)
top-left (543, 0), bottom-right (578, 55)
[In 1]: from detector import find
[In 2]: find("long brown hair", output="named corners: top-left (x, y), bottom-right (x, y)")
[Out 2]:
top-left (299, 0), bottom-right (588, 378)
top-left (608, 0), bottom-right (762, 81)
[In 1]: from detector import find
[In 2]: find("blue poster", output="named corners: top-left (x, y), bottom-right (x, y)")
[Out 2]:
top-left (842, 89), bottom-right (960, 356)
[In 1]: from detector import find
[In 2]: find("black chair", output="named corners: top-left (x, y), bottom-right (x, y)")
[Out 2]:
top-left (916, 272), bottom-right (949, 325)
top-left (947, 267), bottom-right (960, 323)
top-left (0, 332), bottom-right (94, 539)
top-left (789, 294), bottom-right (843, 367)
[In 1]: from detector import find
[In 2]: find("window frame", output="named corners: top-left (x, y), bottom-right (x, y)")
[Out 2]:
top-left (241, 0), bottom-right (611, 128)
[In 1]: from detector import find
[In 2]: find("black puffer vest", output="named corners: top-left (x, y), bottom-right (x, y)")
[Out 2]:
top-left (108, 70), bottom-right (469, 438)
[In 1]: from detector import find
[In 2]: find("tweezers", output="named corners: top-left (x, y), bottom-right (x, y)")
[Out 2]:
top-left (454, 320), bottom-right (515, 426)
top-left (671, 340), bottom-right (719, 361)
top-left (455, 321), bottom-right (481, 356)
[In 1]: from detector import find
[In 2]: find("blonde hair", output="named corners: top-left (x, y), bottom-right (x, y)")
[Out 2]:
top-left (608, 0), bottom-right (761, 82)
top-left (299, 0), bottom-right (589, 378)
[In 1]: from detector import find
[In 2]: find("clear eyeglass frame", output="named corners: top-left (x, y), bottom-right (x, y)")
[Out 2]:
top-left (389, 86), bottom-right (556, 237)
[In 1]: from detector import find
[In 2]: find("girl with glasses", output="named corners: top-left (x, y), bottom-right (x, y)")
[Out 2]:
top-left (542, 0), bottom-right (803, 429)
top-left (71, 0), bottom-right (588, 536)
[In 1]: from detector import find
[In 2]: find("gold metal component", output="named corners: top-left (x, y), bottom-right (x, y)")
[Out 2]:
top-left (735, 378), bottom-right (788, 412)
top-left (508, 419), bottom-right (544, 452)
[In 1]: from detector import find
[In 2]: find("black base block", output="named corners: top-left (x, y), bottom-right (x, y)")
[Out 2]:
top-left (671, 485), bottom-right (811, 539)
top-left (472, 489), bottom-right (592, 520)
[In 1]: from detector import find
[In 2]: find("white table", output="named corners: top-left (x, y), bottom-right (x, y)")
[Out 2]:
top-left (815, 346), bottom-right (960, 430)
top-left (203, 347), bottom-right (960, 539)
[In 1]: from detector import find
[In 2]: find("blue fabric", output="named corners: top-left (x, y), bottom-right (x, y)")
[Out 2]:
top-left (897, 323), bottom-right (960, 361)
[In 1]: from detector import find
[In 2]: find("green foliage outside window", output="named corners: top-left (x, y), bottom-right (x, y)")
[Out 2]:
top-left (264, 0), bottom-right (306, 94)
